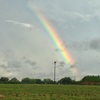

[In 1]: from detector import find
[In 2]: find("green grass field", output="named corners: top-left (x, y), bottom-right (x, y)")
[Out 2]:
top-left (0, 84), bottom-right (100, 100)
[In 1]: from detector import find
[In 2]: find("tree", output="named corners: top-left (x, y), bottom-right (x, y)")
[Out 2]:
top-left (35, 79), bottom-right (42, 84)
top-left (80, 75), bottom-right (100, 85)
top-left (30, 79), bottom-right (35, 84)
top-left (43, 78), bottom-right (53, 84)
top-left (0, 77), bottom-right (9, 83)
top-left (21, 78), bottom-right (35, 84)
top-left (9, 77), bottom-right (20, 83)
top-left (58, 77), bottom-right (72, 84)
top-left (21, 77), bottom-right (31, 84)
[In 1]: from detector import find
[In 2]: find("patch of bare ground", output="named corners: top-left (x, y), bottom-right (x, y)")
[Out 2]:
top-left (0, 94), bottom-right (5, 99)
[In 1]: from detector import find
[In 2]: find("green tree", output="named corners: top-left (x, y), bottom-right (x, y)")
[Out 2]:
top-left (30, 79), bottom-right (35, 84)
top-left (0, 77), bottom-right (9, 83)
top-left (35, 79), bottom-right (42, 84)
top-left (43, 78), bottom-right (53, 84)
top-left (21, 77), bottom-right (31, 84)
top-left (81, 75), bottom-right (100, 82)
top-left (58, 77), bottom-right (72, 84)
top-left (9, 77), bottom-right (20, 83)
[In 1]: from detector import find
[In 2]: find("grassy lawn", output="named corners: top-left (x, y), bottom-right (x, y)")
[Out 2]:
top-left (0, 84), bottom-right (100, 100)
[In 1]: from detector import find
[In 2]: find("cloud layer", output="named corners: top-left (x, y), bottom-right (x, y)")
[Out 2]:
top-left (0, 0), bottom-right (100, 80)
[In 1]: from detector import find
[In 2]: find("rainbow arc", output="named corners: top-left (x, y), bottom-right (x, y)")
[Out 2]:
top-left (28, 3), bottom-right (78, 76)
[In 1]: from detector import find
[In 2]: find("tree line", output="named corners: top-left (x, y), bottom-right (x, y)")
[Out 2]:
top-left (0, 75), bottom-right (100, 85)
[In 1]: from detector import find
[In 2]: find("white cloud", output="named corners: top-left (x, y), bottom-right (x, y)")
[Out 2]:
top-left (6, 20), bottom-right (33, 28)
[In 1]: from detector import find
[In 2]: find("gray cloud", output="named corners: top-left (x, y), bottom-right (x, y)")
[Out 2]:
top-left (22, 57), bottom-right (37, 69)
top-left (0, 0), bottom-right (100, 80)
top-left (69, 37), bottom-right (100, 52)
top-left (8, 61), bottom-right (21, 68)
top-left (57, 61), bottom-right (66, 67)
top-left (55, 48), bottom-right (63, 52)
top-left (0, 60), bottom-right (21, 71)
top-left (70, 64), bottom-right (76, 69)
top-left (25, 60), bottom-right (37, 69)
top-left (89, 38), bottom-right (100, 50)
top-left (25, 60), bottom-right (36, 66)
top-left (69, 41), bottom-right (89, 51)
top-left (0, 64), bottom-right (7, 69)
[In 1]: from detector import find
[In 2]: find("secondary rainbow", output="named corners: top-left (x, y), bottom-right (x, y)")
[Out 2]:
top-left (28, 4), bottom-right (78, 75)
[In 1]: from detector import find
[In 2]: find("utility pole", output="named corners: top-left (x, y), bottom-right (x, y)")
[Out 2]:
top-left (54, 61), bottom-right (56, 83)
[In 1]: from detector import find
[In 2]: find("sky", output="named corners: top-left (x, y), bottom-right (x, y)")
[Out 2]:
top-left (0, 0), bottom-right (100, 81)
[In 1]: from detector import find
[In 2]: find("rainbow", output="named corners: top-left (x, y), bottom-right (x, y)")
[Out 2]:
top-left (38, 13), bottom-right (74, 65)
top-left (28, 3), bottom-right (78, 76)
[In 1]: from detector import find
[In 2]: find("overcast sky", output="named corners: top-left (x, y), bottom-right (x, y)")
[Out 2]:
top-left (0, 0), bottom-right (100, 81)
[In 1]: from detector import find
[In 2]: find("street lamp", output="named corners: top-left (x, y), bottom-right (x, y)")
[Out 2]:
top-left (54, 61), bottom-right (56, 83)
